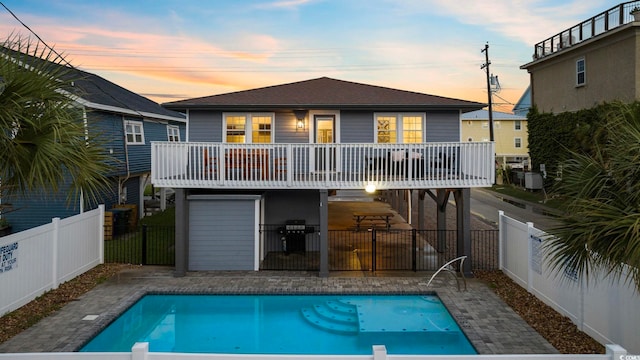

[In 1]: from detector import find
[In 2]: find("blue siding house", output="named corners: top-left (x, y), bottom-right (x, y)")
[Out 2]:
top-left (1, 47), bottom-right (186, 233)
top-left (155, 77), bottom-right (494, 276)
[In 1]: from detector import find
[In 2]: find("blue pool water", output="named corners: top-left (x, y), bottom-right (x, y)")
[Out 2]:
top-left (80, 294), bottom-right (476, 355)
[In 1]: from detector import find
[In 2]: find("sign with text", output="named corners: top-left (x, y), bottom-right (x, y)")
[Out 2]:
top-left (0, 242), bottom-right (18, 273)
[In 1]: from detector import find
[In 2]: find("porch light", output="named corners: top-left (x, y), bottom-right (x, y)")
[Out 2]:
top-left (294, 109), bottom-right (307, 130)
top-left (365, 183), bottom-right (376, 193)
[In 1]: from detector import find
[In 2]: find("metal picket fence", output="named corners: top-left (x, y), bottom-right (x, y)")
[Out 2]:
top-left (104, 225), bottom-right (175, 265)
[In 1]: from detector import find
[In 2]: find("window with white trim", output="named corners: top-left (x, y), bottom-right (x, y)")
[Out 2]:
top-left (514, 120), bottom-right (522, 131)
top-left (375, 113), bottom-right (424, 143)
top-left (514, 137), bottom-right (522, 148)
top-left (125, 120), bottom-right (144, 144)
top-left (576, 58), bottom-right (585, 86)
top-left (224, 113), bottom-right (273, 143)
top-left (167, 125), bottom-right (180, 142)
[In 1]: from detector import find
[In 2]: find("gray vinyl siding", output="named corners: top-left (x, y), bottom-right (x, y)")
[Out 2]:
top-left (340, 111), bottom-right (374, 143)
top-left (425, 111), bottom-right (461, 142)
top-left (262, 190), bottom-right (320, 225)
top-left (188, 199), bottom-right (255, 270)
top-left (188, 110), bottom-right (222, 142)
top-left (274, 111), bottom-right (308, 143)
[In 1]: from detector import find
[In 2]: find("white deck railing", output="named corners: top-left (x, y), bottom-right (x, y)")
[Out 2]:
top-left (151, 142), bottom-right (495, 189)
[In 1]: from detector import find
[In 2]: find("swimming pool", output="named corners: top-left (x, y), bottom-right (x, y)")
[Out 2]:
top-left (80, 294), bottom-right (476, 355)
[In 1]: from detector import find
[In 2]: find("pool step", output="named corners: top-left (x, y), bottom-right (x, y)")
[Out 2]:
top-left (300, 301), bottom-right (359, 334)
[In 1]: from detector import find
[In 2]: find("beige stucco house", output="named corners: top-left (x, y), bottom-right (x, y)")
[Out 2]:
top-left (521, 2), bottom-right (640, 113)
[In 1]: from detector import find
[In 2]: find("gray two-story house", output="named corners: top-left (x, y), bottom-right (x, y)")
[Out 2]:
top-left (156, 77), bottom-right (493, 276)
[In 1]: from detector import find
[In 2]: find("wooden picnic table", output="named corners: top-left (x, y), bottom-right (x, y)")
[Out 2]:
top-left (353, 212), bottom-right (394, 232)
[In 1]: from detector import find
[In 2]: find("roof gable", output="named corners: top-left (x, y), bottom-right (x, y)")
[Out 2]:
top-left (164, 77), bottom-right (485, 111)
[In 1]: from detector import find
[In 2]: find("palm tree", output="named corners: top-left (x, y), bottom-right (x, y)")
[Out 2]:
top-left (545, 102), bottom-right (640, 292)
top-left (0, 34), bottom-right (112, 215)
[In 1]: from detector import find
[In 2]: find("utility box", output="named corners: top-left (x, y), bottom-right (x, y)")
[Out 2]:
top-left (525, 172), bottom-right (543, 190)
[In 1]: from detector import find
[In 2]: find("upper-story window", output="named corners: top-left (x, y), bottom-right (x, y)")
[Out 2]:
top-left (375, 113), bottom-right (424, 143)
top-left (514, 120), bottom-right (522, 131)
top-left (125, 120), bottom-right (144, 144)
top-left (167, 125), bottom-right (180, 142)
top-left (576, 58), bottom-right (586, 86)
top-left (224, 113), bottom-right (274, 143)
top-left (514, 137), bottom-right (522, 148)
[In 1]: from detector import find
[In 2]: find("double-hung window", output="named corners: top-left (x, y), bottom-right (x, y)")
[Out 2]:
top-left (576, 58), bottom-right (586, 86)
top-left (514, 137), bottom-right (522, 148)
top-left (224, 113), bottom-right (273, 143)
top-left (125, 120), bottom-right (144, 144)
top-left (375, 113), bottom-right (424, 143)
top-left (514, 120), bottom-right (522, 131)
top-left (167, 125), bottom-right (180, 142)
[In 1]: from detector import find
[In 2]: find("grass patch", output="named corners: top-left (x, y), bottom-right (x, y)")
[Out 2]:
top-left (490, 185), bottom-right (564, 210)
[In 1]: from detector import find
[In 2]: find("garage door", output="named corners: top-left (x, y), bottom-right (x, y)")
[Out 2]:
top-left (188, 199), bottom-right (256, 271)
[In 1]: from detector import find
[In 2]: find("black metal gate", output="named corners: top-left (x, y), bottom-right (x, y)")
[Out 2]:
top-left (104, 225), bottom-right (175, 265)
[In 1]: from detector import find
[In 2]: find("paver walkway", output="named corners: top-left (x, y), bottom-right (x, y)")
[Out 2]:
top-left (0, 267), bottom-right (557, 355)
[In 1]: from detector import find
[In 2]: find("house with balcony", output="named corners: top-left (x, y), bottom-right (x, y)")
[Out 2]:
top-left (0, 46), bottom-right (186, 233)
top-left (460, 109), bottom-right (529, 170)
top-left (521, 1), bottom-right (640, 113)
top-left (155, 77), bottom-right (493, 276)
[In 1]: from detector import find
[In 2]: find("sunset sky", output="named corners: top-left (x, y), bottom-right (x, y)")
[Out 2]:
top-left (0, 0), bottom-right (611, 112)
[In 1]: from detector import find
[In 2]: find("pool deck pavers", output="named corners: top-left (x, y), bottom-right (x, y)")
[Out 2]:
top-left (0, 266), bottom-right (558, 355)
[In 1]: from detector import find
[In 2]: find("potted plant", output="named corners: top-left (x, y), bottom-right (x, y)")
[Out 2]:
top-left (0, 218), bottom-right (11, 237)
top-left (631, 6), bottom-right (640, 21)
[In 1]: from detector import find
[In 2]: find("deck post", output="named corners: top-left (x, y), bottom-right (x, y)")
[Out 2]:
top-left (174, 188), bottom-right (187, 277)
top-left (319, 189), bottom-right (329, 277)
top-left (454, 188), bottom-right (472, 276)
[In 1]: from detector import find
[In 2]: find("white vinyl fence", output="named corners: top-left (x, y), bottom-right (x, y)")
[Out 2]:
top-left (498, 211), bottom-right (640, 354)
top-left (0, 343), bottom-right (631, 360)
top-left (0, 205), bottom-right (104, 316)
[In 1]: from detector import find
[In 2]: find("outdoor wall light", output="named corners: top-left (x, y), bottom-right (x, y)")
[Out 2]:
top-left (365, 183), bottom-right (376, 193)
top-left (294, 109), bottom-right (307, 130)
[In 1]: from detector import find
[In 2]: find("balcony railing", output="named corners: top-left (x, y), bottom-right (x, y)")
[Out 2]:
top-left (532, 1), bottom-right (640, 60)
top-left (151, 142), bottom-right (495, 190)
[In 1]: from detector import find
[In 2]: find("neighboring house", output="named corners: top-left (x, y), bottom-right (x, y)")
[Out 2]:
top-left (1, 47), bottom-right (186, 233)
top-left (521, 2), bottom-right (640, 113)
top-left (512, 86), bottom-right (531, 117)
top-left (156, 77), bottom-right (493, 276)
top-left (460, 110), bottom-right (529, 169)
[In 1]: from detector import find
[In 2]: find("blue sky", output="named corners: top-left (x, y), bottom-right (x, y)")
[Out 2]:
top-left (0, 0), bottom-right (611, 111)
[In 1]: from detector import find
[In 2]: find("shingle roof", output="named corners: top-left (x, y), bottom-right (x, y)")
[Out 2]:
top-left (163, 77), bottom-right (485, 111)
top-left (1, 46), bottom-right (184, 121)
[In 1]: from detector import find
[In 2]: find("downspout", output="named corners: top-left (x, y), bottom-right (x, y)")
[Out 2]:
top-left (120, 116), bottom-right (131, 205)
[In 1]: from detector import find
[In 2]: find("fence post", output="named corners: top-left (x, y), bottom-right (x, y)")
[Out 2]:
top-left (498, 210), bottom-right (504, 270)
top-left (412, 229), bottom-right (417, 272)
top-left (52, 217), bottom-right (60, 289)
top-left (141, 225), bottom-right (148, 266)
top-left (526, 221), bottom-right (534, 293)
top-left (371, 229), bottom-right (376, 272)
top-left (98, 205), bottom-right (105, 264)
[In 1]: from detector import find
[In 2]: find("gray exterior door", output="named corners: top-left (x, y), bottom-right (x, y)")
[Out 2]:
top-left (188, 198), bottom-right (257, 270)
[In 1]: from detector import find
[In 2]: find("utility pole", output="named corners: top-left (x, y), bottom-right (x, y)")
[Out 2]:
top-left (481, 43), bottom-right (494, 142)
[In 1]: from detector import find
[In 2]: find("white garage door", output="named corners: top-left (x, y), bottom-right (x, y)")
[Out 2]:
top-left (188, 199), bottom-right (256, 271)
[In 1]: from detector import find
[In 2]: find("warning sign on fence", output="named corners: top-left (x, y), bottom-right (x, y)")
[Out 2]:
top-left (0, 242), bottom-right (18, 274)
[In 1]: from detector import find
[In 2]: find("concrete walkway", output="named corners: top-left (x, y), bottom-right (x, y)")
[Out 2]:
top-left (0, 267), bottom-right (557, 355)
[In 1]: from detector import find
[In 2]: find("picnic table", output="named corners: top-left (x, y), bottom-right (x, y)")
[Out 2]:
top-left (353, 212), bottom-right (394, 232)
